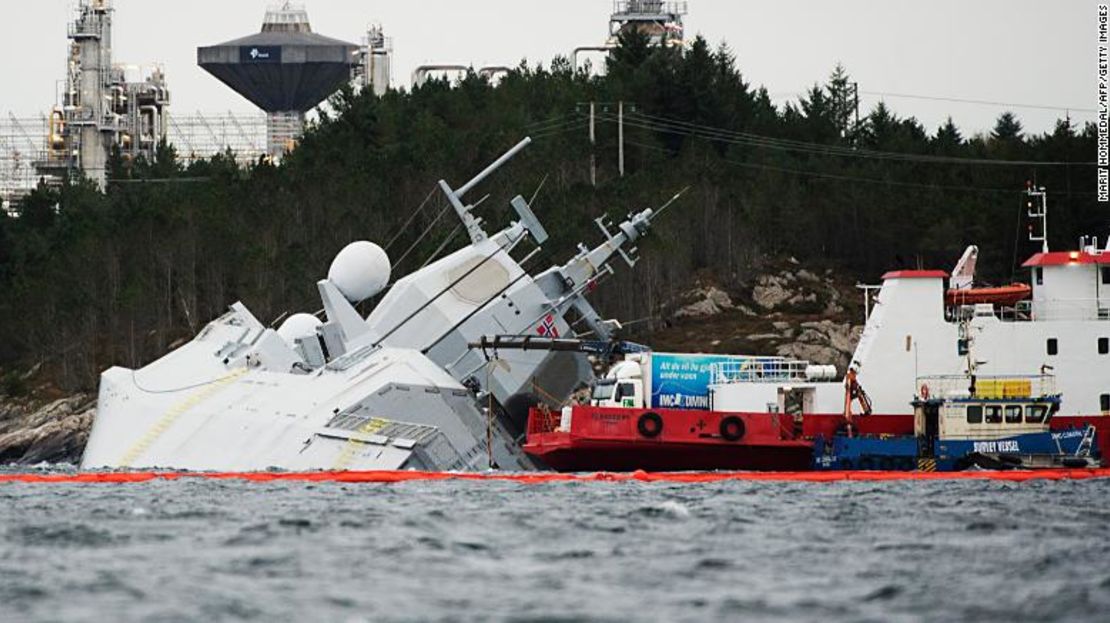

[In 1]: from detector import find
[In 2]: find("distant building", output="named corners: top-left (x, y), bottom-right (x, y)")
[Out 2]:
top-left (35, 0), bottom-right (170, 189)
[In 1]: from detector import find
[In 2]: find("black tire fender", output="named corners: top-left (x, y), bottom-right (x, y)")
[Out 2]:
top-left (719, 416), bottom-right (746, 442)
top-left (637, 412), bottom-right (664, 438)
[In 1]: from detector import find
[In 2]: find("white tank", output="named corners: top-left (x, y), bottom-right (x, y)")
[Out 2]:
top-left (327, 241), bottom-right (391, 302)
top-left (805, 365), bottom-right (838, 381)
top-left (276, 313), bottom-right (323, 348)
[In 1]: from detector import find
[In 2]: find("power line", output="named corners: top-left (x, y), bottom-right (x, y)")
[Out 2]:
top-left (624, 138), bottom-right (1074, 195)
top-left (606, 110), bottom-right (1093, 167)
top-left (107, 177), bottom-right (212, 183)
top-left (859, 91), bottom-right (1096, 114)
top-left (769, 90), bottom-right (1094, 114)
top-left (531, 118), bottom-right (589, 140)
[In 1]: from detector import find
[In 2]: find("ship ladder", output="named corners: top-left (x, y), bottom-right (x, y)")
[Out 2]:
top-left (1075, 425), bottom-right (1097, 457)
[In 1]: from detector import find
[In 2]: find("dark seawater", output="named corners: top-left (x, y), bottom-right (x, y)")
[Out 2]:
top-left (2, 470), bottom-right (1109, 622)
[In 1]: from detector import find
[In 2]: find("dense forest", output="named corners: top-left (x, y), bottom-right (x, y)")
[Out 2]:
top-left (0, 32), bottom-right (1103, 393)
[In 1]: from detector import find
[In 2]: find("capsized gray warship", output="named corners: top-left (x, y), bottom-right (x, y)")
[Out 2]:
top-left (80, 138), bottom-right (669, 471)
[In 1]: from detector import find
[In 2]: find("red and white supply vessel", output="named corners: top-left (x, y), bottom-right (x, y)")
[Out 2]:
top-left (712, 186), bottom-right (1110, 444)
top-left (526, 186), bottom-right (1110, 469)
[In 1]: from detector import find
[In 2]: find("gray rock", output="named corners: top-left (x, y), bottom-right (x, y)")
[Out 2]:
top-left (753, 275), bottom-right (792, 310)
top-left (675, 286), bottom-right (735, 318)
top-left (776, 342), bottom-right (845, 372)
top-left (0, 394), bottom-right (95, 464)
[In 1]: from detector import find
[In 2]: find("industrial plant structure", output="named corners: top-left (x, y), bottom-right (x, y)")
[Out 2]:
top-left (359, 25), bottom-right (393, 98)
top-left (574, 1), bottom-right (687, 71)
top-left (0, 0), bottom-right (681, 208)
top-left (2, 2), bottom-right (394, 208)
top-left (608, 0), bottom-right (687, 47)
top-left (35, 0), bottom-right (171, 189)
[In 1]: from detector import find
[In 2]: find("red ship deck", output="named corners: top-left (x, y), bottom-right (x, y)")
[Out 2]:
top-left (525, 407), bottom-right (1110, 472)
top-left (524, 406), bottom-right (814, 472)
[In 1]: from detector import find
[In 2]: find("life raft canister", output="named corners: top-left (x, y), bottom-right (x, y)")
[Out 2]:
top-left (637, 412), bottom-right (664, 438)
top-left (719, 416), bottom-right (746, 442)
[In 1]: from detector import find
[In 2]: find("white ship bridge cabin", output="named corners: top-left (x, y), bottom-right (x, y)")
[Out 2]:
top-left (710, 188), bottom-right (1110, 419)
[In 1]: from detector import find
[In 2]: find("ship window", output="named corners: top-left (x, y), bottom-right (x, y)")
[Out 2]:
top-left (1099, 337), bottom-right (1109, 355)
top-left (615, 382), bottom-right (636, 401)
top-left (591, 379), bottom-right (615, 402)
top-left (1102, 394), bottom-right (1110, 412)
top-left (1047, 338), bottom-right (1058, 356)
top-left (984, 405), bottom-right (1003, 424)
top-left (966, 405), bottom-right (983, 424)
top-left (1025, 405), bottom-right (1048, 423)
top-left (1102, 267), bottom-right (1110, 285)
top-left (1004, 405), bottom-right (1022, 423)
top-left (1035, 267), bottom-right (1043, 285)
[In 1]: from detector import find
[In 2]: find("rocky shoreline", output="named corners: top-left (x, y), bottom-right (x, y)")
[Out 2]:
top-left (0, 394), bottom-right (95, 465)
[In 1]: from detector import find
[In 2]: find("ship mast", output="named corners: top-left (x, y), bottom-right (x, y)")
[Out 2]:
top-left (1025, 182), bottom-right (1049, 253)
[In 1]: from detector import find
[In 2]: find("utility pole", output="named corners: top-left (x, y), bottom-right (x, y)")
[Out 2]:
top-left (852, 81), bottom-right (860, 145)
top-left (589, 101), bottom-right (596, 187)
top-left (618, 100), bottom-right (625, 177)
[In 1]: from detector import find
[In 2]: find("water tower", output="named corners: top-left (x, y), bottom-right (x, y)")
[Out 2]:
top-left (197, 3), bottom-right (359, 158)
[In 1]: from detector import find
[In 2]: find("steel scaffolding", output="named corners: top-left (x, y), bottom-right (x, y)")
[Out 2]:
top-left (167, 111), bottom-right (267, 166)
top-left (1, 111), bottom-right (267, 207)
top-left (0, 114), bottom-right (50, 207)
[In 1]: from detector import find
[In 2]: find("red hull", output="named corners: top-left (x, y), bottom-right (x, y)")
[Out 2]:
top-left (524, 406), bottom-right (815, 472)
top-left (528, 434), bottom-right (813, 472)
top-left (525, 407), bottom-right (1110, 473)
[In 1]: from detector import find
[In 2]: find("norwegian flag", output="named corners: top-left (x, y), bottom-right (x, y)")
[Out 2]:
top-left (537, 313), bottom-right (560, 338)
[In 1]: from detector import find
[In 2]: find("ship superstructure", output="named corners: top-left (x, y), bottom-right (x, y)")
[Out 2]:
top-left (80, 138), bottom-right (667, 471)
top-left (711, 188), bottom-right (1110, 422)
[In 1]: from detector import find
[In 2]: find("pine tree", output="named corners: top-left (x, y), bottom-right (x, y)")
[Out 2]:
top-left (860, 101), bottom-right (898, 148)
top-left (825, 63), bottom-right (856, 142)
top-left (991, 111), bottom-right (1024, 142)
top-left (934, 117), bottom-right (963, 151)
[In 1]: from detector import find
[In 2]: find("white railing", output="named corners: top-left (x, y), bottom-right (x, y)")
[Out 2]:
top-left (711, 358), bottom-right (819, 385)
top-left (613, 1), bottom-right (688, 15)
top-left (916, 374), bottom-right (1057, 400)
top-left (953, 299), bottom-right (1110, 323)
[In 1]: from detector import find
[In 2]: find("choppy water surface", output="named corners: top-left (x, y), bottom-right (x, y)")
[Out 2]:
top-left (2, 471), bottom-right (1109, 622)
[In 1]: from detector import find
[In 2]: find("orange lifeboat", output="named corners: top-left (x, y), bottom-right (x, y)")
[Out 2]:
top-left (945, 283), bottom-right (1032, 307)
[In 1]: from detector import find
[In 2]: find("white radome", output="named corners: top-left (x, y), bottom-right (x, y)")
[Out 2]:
top-left (276, 313), bottom-right (323, 347)
top-left (327, 240), bottom-right (391, 302)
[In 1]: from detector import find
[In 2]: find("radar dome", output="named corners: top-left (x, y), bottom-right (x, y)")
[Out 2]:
top-left (327, 241), bottom-right (391, 302)
top-left (276, 313), bottom-right (322, 348)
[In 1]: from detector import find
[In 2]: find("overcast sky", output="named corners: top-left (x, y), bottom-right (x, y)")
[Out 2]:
top-left (0, 0), bottom-right (1097, 135)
